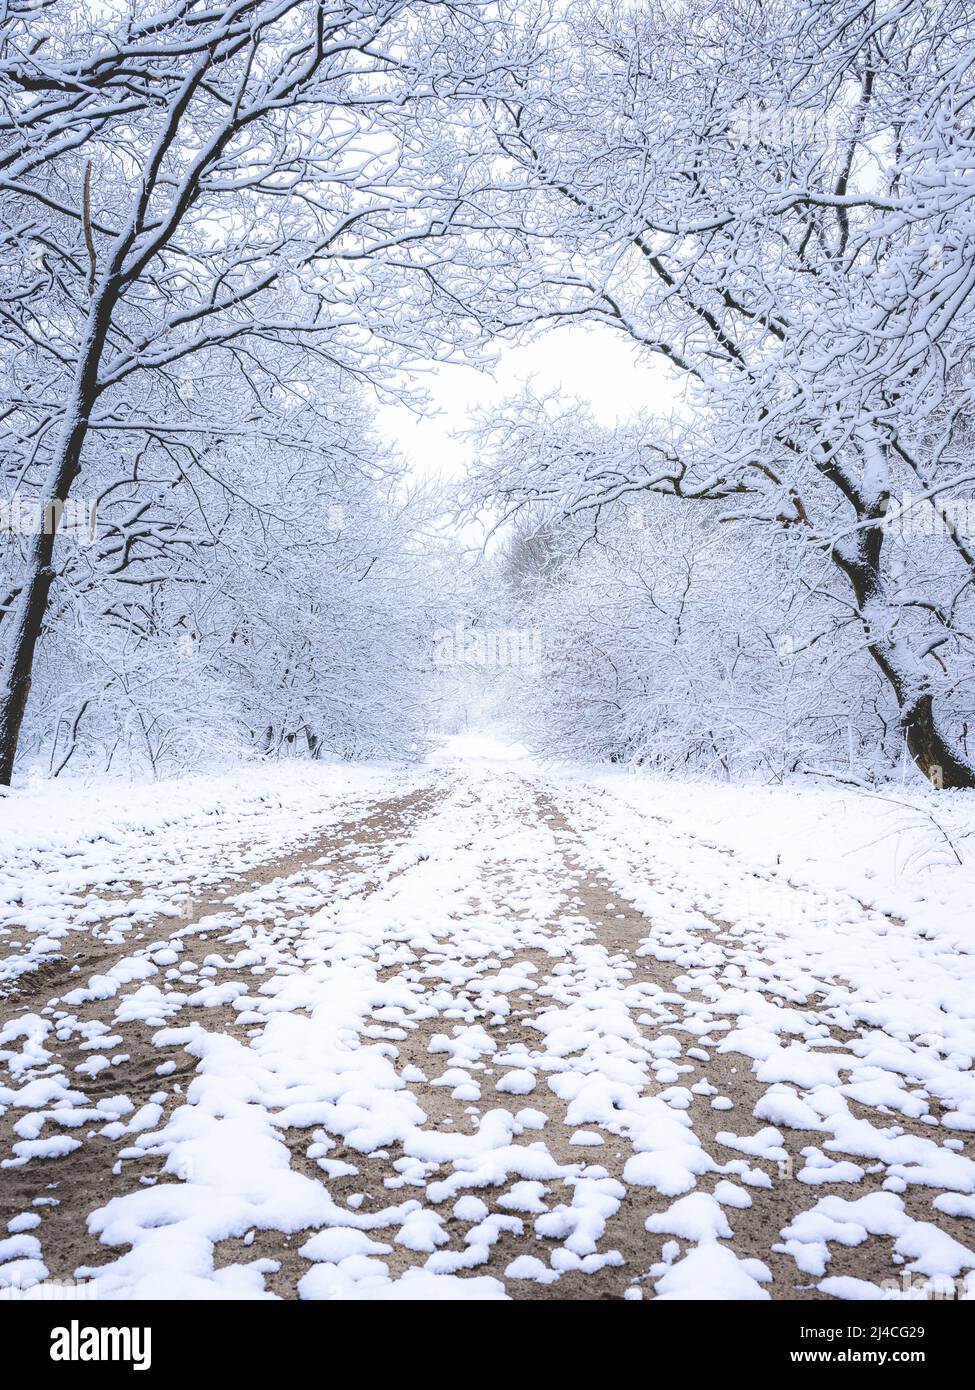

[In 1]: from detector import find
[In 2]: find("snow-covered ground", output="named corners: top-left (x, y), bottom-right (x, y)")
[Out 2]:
top-left (1, 740), bottom-right (973, 1300)
top-left (0, 762), bottom-right (432, 995)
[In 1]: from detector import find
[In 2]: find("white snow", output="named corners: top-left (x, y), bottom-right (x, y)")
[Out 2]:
top-left (2, 752), bottom-right (974, 1300)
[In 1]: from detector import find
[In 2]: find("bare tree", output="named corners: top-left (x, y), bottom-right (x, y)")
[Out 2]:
top-left (472, 0), bottom-right (975, 786)
top-left (0, 0), bottom-right (522, 781)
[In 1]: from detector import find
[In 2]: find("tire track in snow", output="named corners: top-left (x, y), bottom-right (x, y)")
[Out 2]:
top-left (539, 778), bottom-right (975, 1299)
top-left (1, 765), bottom-right (973, 1301)
top-left (0, 784), bottom-right (446, 1288)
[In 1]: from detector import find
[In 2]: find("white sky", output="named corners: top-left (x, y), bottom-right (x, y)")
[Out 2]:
top-left (376, 321), bottom-right (683, 487)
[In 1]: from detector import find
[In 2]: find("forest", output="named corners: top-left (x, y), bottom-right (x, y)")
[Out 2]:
top-left (1, 0), bottom-right (974, 1323)
top-left (2, 0), bottom-right (974, 789)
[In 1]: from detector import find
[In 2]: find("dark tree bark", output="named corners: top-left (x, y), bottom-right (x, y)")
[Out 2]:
top-left (0, 332), bottom-right (108, 783)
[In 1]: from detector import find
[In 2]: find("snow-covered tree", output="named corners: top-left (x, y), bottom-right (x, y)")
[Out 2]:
top-left (0, 0), bottom-right (531, 780)
top-left (20, 361), bottom-right (442, 775)
top-left (469, 0), bottom-right (975, 786)
top-left (486, 446), bottom-right (899, 779)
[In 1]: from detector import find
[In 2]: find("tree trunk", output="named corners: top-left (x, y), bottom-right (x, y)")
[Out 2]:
top-left (0, 316), bottom-right (107, 784)
top-left (832, 523), bottom-right (975, 790)
top-left (901, 693), bottom-right (973, 789)
top-left (0, 553), bottom-right (58, 784)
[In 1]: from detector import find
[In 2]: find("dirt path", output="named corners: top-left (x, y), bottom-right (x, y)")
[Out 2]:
top-left (1, 766), bottom-right (973, 1301)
